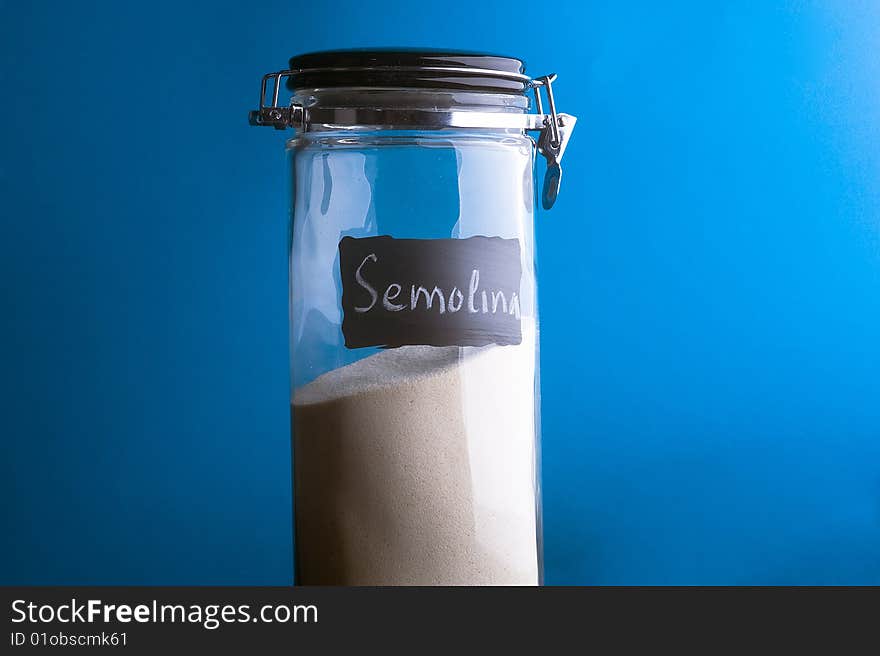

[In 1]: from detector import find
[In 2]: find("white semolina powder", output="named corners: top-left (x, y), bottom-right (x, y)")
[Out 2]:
top-left (291, 323), bottom-right (540, 585)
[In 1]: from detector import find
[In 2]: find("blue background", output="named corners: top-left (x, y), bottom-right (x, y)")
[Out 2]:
top-left (2, 1), bottom-right (879, 585)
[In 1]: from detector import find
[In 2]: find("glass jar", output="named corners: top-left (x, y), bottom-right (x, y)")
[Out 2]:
top-left (249, 50), bottom-right (575, 586)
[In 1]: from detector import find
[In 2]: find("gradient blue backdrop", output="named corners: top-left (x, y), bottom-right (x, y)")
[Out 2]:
top-left (2, 1), bottom-right (879, 585)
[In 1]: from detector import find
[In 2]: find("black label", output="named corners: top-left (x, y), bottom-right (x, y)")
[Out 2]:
top-left (339, 236), bottom-right (522, 349)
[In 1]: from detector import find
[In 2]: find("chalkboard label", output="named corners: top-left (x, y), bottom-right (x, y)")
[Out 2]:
top-left (339, 236), bottom-right (522, 349)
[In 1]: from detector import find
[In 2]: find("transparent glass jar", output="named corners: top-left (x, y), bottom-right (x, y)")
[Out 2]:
top-left (250, 50), bottom-right (575, 586)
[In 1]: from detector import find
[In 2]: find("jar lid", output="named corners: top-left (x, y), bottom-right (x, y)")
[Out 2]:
top-left (285, 49), bottom-right (530, 94)
top-left (250, 50), bottom-right (576, 209)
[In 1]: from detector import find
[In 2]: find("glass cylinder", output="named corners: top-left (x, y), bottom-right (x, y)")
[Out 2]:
top-left (250, 50), bottom-right (576, 586)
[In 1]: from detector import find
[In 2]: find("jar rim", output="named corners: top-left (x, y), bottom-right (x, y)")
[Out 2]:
top-left (294, 87), bottom-right (531, 111)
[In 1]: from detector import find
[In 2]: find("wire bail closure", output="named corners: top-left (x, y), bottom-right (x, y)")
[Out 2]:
top-left (249, 68), bottom-right (575, 209)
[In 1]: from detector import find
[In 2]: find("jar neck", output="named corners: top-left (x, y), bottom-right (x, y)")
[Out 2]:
top-left (293, 87), bottom-right (531, 114)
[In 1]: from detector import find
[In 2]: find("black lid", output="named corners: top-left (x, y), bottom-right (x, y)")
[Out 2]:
top-left (286, 49), bottom-right (530, 94)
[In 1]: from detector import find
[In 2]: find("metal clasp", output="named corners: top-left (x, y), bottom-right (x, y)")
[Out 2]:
top-left (532, 75), bottom-right (575, 209)
top-left (248, 70), bottom-right (303, 130)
